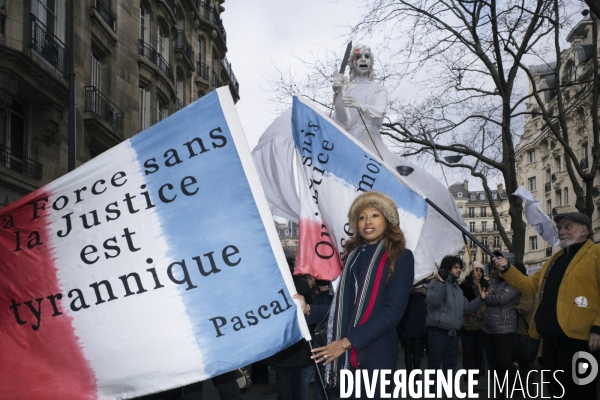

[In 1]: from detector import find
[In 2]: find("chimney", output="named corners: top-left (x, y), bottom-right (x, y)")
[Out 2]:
top-left (463, 180), bottom-right (469, 190)
top-left (497, 183), bottom-right (504, 192)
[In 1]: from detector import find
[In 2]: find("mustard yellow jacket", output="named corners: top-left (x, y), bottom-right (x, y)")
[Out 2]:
top-left (502, 239), bottom-right (600, 340)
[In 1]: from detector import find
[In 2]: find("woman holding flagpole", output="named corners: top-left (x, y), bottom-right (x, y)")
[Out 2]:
top-left (295, 191), bottom-right (414, 398)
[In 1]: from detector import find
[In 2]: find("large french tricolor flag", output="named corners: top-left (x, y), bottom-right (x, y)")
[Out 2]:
top-left (292, 95), bottom-right (428, 281)
top-left (0, 88), bottom-right (309, 400)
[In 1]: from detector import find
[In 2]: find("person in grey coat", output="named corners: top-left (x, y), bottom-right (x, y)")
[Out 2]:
top-left (427, 255), bottom-right (488, 374)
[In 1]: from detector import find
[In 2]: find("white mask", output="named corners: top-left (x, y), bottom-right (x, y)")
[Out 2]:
top-left (350, 49), bottom-right (373, 77)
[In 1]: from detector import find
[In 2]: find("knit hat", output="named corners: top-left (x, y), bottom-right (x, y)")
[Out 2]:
top-left (472, 261), bottom-right (485, 271)
top-left (348, 191), bottom-right (399, 234)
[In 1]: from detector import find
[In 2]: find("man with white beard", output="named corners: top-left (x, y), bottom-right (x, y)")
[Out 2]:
top-left (493, 212), bottom-right (600, 400)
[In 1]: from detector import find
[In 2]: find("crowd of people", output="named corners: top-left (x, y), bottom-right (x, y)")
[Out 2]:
top-left (260, 205), bottom-right (600, 400)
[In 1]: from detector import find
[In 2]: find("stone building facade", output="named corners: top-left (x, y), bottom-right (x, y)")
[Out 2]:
top-left (275, 220), bottom-right (298, 256)
top-left (0, 0), bottom-right (239, 208)
top-left (449, 180), bottom-right (512, 271)
top-left (515, 17), bottom-right (598, 269)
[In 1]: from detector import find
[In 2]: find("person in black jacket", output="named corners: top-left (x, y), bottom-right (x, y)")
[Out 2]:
top-left (397, 286), bottom-right (427, 374)
top-left (267, 249), bottom-right (313, 400)
top-left (459, 264), bottom-right (489, 383)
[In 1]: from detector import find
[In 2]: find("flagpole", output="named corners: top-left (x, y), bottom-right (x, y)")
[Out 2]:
top-left (425, 198), bottom-right (496, 258)
top-left (308, 340), bottom-right (330, 400)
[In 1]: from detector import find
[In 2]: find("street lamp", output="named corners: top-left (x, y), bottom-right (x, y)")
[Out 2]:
top-left (443, 155), bottom-right (463, 164)
top-left (396, 166), bottom-right (414, 176)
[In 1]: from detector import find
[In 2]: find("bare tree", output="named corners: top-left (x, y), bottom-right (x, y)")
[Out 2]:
top-left (342, 0), bottom-right (576, 261)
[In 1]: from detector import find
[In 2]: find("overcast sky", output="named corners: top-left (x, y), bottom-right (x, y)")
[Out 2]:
top-left (222, 0), bottom-right (361, 149)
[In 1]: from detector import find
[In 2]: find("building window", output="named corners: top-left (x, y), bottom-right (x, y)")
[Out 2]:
top-left (176, 69), bottom-right (184, 108)
top-left (480, 207), bottom-right (487, 217)
top-left (546, 199), bottom-right (552, 214)
top-left (563, 60), bottom-right (575, 84)
top-left (468, 207), bottom-right (475, 218)
top-left (530, 236), bottom-right (538, 251)
top-left (158, 25), bottom-right (164, 57)
top-left (556, 189), bottom-right (562, 207)
top-left (140, 4), bottom-right (149, 43)
top-left (482, 253), bottom-right (489, 264)
top-left (212, 49), bottom-right (220, 78)
top-left (493, 236), bottom-right (500, 248)
top-left (139, 84), bottom-right (150, 130)
top-left (91, 53), bottom-right (102, 90)
top-left (32, 0), bottom-right (65, 41)
top-left (481, 237), bottom-right (488, 247)
top-left (528, 177), bottom-right (537, 192)
top-left (469, 222), bottom-right (476, 232)
top-left (198, 36), bottom-right (206, 64)
top-left (480, 193), bottom-right (485, 200)
top-left (555, 156), bottom-right (561, 171)
top-left (583, 142), bottom-right (589, 159)
top-left (481, 221), bottom-right (487, 232)
top-left (564, 187), bottom-right (569, 205)
top-left (157, 99), bottom-right (164, 122)
top-left (471, 252), bottom-right (476, 262)
top-left (470, 193), bottom-right (476, 200)
top-left (3, 101), bottom-right (28, 163)
top-left (470, 240), bottom-right (476, 249)
top-left (528, 150), bottom-right (536, 163)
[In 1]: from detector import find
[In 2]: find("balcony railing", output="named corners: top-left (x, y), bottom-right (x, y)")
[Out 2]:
top-left (84, 86), bottom-right (124, 138)
top-left (175, 30), bottom-right (194, 67)
top-left (197, 62), bottom-right (209, 80)
top-left (92, 0), bottom-right (116, 30)
top-left (0, 143), bottom-right (43, 179)
top-left (545, 182), bottom-right (551, 193)
top-left (212, 71), bottom-right (221, 87)
top-left (193, 1), bottom-right (227, 44)
top-left (30, 14), bottom-right (68, 76)
top-left (156, 52), bottom-right (174, 83)
top-left (138, 40), bottom-right (174, 83)
top-left (222, 57), bottom-right (239, 96)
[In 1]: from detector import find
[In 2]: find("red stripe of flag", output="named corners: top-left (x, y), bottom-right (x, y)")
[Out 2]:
top-left (0, 192), bottom-right (97, 400)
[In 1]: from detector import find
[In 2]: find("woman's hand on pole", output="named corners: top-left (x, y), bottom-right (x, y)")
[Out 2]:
top-left (311, 338), bottom-right (352, 366)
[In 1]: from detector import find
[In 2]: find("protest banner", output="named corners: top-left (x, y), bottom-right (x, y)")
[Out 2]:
top-left (0, 88), bottom-right (309, 400)
top-left (291, 95), bottom-right (428, 281)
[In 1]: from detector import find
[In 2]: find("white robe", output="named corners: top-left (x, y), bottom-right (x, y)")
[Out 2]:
top-left (252, 83), bottom-right (467, 281)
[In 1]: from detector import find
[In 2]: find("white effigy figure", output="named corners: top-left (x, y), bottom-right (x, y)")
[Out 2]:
top-left (252, 45), bottom-right (466, 281)
top-left (331, 45), bottom-right (388, 156)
